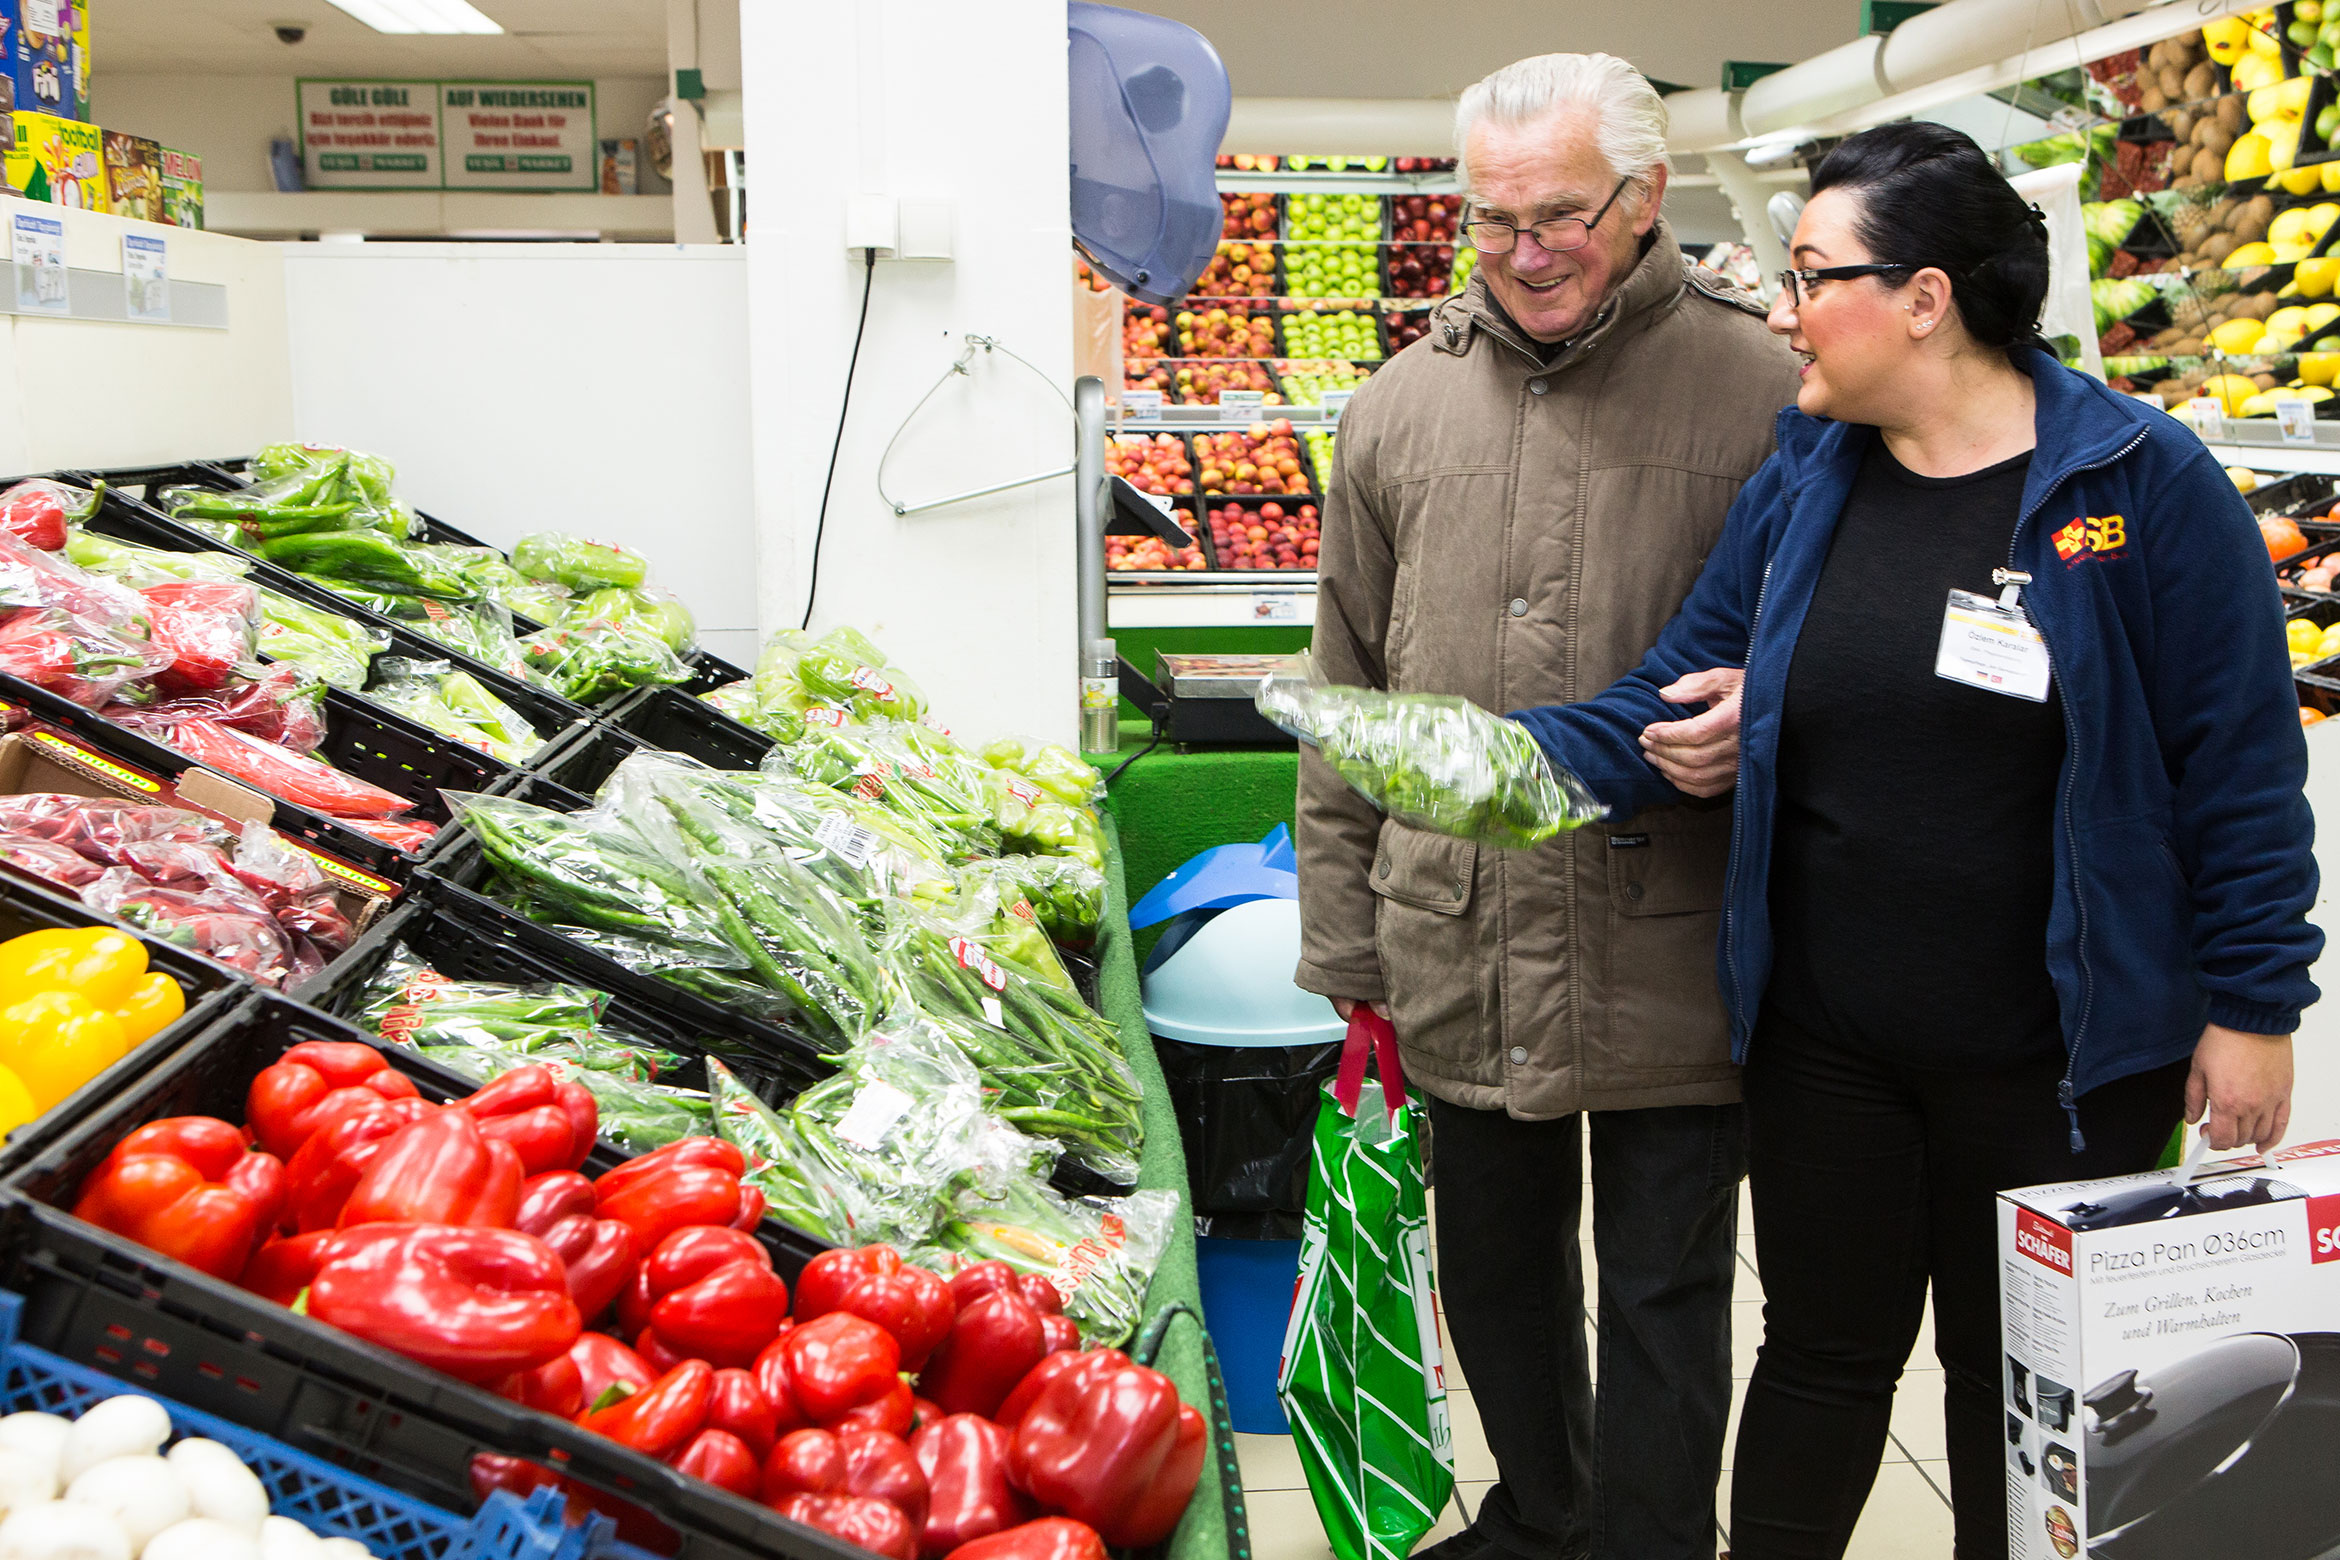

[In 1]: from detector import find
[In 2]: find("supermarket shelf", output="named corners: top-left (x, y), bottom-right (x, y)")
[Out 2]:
top-left (1117, 408), bottom-right (1339, 430)
top-left (2204, 425), bottom-right (2340, 475)
top-left (1110, 579), bottom-right (1317, 627)
top-left (206, 190), bottom-right (676, 240)
top-left (1218, 171), bottom-right (1459, 195)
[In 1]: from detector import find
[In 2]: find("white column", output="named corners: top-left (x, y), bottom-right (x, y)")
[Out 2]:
top-left (741, 0), bottom-right (1077, 744)
top-left (666, 0), bottom-right (722, 245)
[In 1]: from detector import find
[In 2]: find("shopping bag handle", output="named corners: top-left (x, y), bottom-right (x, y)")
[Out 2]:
top-left (1334, 1005), bottom-right (1409, 1119)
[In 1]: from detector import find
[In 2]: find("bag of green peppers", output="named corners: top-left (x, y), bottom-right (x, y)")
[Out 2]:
top-left (1256, 659), bottom-right (1607, 848)
top-left (250, 442), bottom-right (396, 507)
top-left (980, 736), bottom-right (1103, 807)
top-left (955, 855), bottom-right (1105, 947)
top-left (784, 1015), bottom-right (994, 1248)
top-left (546, 585), bottom-right (697, 655)
top-left (366, 656), bottom-right (543, 765)
top-left (707, 1058), bottom-right (857, 1244)
top-left (794, 626), bottom-right (928, 723)
top-left (927, 1178), bottom-right (1179, 1347)
top-left (416, 1040), bottom-right (712, 1153)
top-left (256, 590), bottom-right (389, 690)
top-left (513, 531), bottom-right (648, 593)
top-left (256, 530), bottom-right (478, 601)
top-left (63, 530), bottom-right (250, 587)
top-left (522, 619), bottom-right (692, 704)
top-left (984, 770), bottom-right (1106, 871)
top-left (772, 719), bottom-right (1002, 859)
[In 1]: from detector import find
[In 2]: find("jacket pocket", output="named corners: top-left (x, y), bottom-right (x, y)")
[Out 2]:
top-left (1369, 821), bottom-right (1477, 915)
top-left (2075, 815), bottom-right (2202, 1043)
top-left (1605, 807), bottom-right (1727, 917)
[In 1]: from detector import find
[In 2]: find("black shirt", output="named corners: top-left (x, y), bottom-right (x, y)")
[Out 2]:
top-left (1765, 437), bottom-right (2068, 1066)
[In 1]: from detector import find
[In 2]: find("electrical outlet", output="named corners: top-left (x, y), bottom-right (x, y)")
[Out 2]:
top-left (844, 193), bottom-right (898, 256)
top-left (897, 199), bottom-right (955, 261)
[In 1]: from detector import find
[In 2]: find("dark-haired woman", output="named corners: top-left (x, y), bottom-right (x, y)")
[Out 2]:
top-left (1510, 121), bottom-right (2317, 1558)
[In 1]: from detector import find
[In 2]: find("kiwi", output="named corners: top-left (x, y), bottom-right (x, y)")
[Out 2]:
top-left (2233, 195), bottom-right (2276, 241)
top-left (2148, 37), bottom-right (2179, 70)
top-left (2218, 94), bottom-right (2249, 135)
top-left (2255, 371), bottom-right (2282, 389)
top-left (2200, 122), bottom-right (2237, 157)
top-left (2194, 146), bottom-right (2227, 182)
top-left (2205, 230), bottom-right (2242, 263)
top-left (2186, 61), bottom-right (2220, 102)
top-left (2241, 290), bottom-right (2281, 319)
top-left (2167, 108), bottom-right (2198, 143)
top-left (2141, 85), bottom-right (2170, 113)
top-left (2156, 64), bottom-right (2185, 100)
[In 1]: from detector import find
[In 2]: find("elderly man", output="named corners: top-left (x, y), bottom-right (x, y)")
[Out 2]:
top-left (1294, 54), bottom-right (1801, 1560)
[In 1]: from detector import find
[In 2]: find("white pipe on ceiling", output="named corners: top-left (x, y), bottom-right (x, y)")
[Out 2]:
top-left (1222, 97), bottom-right (1455, 155)
top-left (1740, 35), bottom-right (1889, 138)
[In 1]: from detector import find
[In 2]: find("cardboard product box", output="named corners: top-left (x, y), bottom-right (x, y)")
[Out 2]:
top-left (101, 129), bottom-right (159, 223)
top-left (0, 0), bottom-right (75, 121)
top-left (66, 0), bottom-right (82, 122)
top-left (158, 145), bottom-right (200, 228)
top-left (6, 108), bottom-right (101, 207)
top-left (1998, 1141), bottom-right (2340, 1560)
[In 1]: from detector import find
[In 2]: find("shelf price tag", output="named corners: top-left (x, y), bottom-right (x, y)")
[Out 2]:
top-left (1121, 389), bottom-right (1163, 423)
top-left (1219, 390), bottom-right (1267, 422)
top-left (1252, 593), bottom-right (1300, 621)
top-left (11, 212), bottom-right (66, 315)
top-left (2182, 396), bottom-right (2227, 444)
top-left (1322, 389), bottom-right (1354, 420)
top-left (123, 233), bottom-right (168, 323)
top-left (2274, 394), bottom-right (2318, 444)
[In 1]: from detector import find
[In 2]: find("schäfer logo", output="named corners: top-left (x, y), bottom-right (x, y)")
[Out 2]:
top-left (2017, 1209), bottom-right (2075, 1276)
top-left (2309, 1192), bottom-right (2340, 1265)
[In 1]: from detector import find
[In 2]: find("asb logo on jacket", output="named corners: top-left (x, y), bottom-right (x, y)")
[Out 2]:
top-left (2052, 514), bottom-right (2128, 565)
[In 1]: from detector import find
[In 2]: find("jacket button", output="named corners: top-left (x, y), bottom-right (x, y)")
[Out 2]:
top-left (1378, 858), bottom-right (1391, 879)
top-left (1626, 882), bottom-right (1645, 901)
top-left (1508, 1046), bottom-right (1528, 1065)
top-left (1508, 598), bottom-right (1528, 617)
top-left (1528, 378), bottom-right (1548, 395)
top-left (1452, 879), bottom-right (1466, 896)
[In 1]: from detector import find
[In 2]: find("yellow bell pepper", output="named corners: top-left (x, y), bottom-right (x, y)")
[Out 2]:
top-left (0, 991), bottom-right (129, 1111)
top-left (0, 927), bottom-right (146, 1008)
top-left (114, 972), bottom-right (186, 1046)
top-left (0, 927), bottom-right (188, 1120)
top-left (0, 1065), bottom-right (38, 1139)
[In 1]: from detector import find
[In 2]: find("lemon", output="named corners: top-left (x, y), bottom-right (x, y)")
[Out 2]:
top-left (2306, 386), bottom-right (2336, 402)
top-left (2279, 166), bottom-right (2326, 195)
top-left (2312, 302), bottom-right (2340, 328)
top-left (2225, 239), bottom-right (2283, 267)
top-left (2323, 161), bottom-right (2340, 194)
top-left (2264, 330), bottom-right (2307, 354)
top-left (2274, 239), bottom-right (2318, 263)
top-left (2268, 119), bottom-right (2304, 170)
top-left (2228, 131), bottom-right (2278, 180)
top-left (2269, 304), bottom-right (2316, 335)
top-left (2205, 374), bottom-right (2264, 413)
top-left (2252, 16), bottom-right (2286, 56)
top-left (2210, 317), bottom-right (2271, 355)
top-left (2303, 351), bottom-right (2340, 385)
top-left (2300, 257), bottom-right (2340, 297)
top-left (2292, 620), bottom-right (2320, 650)
top-left (2233, 51), bottom-right (2283, 92)
top-left (2229, 465), bottom-right (2261, 491)
top-left (2206, 16), bottom-right (2253, 60)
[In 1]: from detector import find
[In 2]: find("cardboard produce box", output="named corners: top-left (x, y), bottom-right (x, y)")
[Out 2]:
top-left (159, 145), bottom-right (201, 228)
top-left (6, 107), bottom-right (101, 207)
top-left (1998, 1140), bottom-right (2340, 1559)
top-left (101, 129), bottom-right (160, 222)
top-left (0, 0), bottom-right (76, 121)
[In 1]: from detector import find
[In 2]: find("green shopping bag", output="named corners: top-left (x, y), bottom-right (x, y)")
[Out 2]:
top-left (1278, 1007), bottom-right (1455, 1560)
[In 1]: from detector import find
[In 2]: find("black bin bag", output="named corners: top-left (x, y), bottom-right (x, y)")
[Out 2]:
top-left (1157, 1036), bottom-right (1343, 1239)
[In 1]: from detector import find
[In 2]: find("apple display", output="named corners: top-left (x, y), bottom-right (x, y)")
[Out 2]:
top-left (1193, 419), bottom-right (1314, 498)
top-left (1384, 312), bottom-right (1432, 352)
top-left (1277, 359), bottom-right (1371, 406)
top-left (1205, 497), bottom-right (1320, 571)
top-left (1107, 432), bottom-right (1196, 496)
top-left (1174, 359), bottom-right (1283, 405)
top-left (1107, 522), bottom-right (1206, 571)
top-left (1221, 191), bottom-right (1278, 240)
top-left (1286, 192), bottom-right (1383, 301)
top-left (1278, 307), bottom-right (1383, 361)
top-left (1189, 240), bottom-right (1280, 299)
top-left (1177, 304), bottom-right (1278, 359)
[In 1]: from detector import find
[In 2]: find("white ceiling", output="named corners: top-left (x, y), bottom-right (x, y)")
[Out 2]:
top-left (94, 0), bottom-right (664, 78)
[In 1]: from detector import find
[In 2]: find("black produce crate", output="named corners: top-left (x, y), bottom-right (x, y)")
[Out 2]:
top-left (123, 457), bottom-right (507, 558)
top-left (0, 875), bottom-right (245, 1177)
top-left (0, 674), bottom-right (412, 896)
top-left (2246, 470), bottom-right (2340, 518)
top-left (1273, 304), bottom-right (1392, 364)
top-left (290, 891), bottom-right (821, 1109)
top-left (674, 649), bottom-right (749, 700)
top-left (353, 628), bottom-right (587, 766)
top-left (0, 994), bottom-right (854, 1560)
top-left (603, 686), bottom-right (775, 769)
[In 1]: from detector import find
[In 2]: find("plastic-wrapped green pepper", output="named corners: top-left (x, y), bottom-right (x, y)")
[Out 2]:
top-left (512, 531), bottom-right (648, 592)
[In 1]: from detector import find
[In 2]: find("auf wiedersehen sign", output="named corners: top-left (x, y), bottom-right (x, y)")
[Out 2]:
top-left (296, 79), bottom-right (597, 192)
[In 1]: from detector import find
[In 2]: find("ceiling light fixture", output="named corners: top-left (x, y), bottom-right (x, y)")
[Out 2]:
top-left (322, 0), bottom-right (503, 35)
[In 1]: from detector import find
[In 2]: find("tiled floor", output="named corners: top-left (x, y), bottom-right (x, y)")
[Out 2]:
top-left (1236, 1151), bottom-right (1959, 1560)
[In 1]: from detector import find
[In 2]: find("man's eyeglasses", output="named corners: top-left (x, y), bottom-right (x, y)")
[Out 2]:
top-left (1463, 177), bottom-right (1631, 256)
top-left (1774, 263), bottom-right (1916, 305)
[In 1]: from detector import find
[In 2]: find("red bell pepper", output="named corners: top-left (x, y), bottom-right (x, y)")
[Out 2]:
top-left (283, 1095), bottom-right (436, 1231)
top-left (0, 479), bottom-right (74, 550)
top-left (640, 1225), bottom-right (789, 1368)
top-left (945, 1261), bottom-right (1019, 1310)
top-left (763, 1426), bottom-right (846, 1500)
top-left (570, 1331), bottom-right (654, 1413)
top-left (942, 1517), bottom-right (1108, 1560)
top-left (307, 1224), bottom-right (582, 1383)
top-left (753, 1330), bottom-right (810, 1435)
top-left (911, 1396), bottom-right (946, 1435)
top-left (1008, 1356), bottom-right (1204, 1547)
top-left (499, 1351), bottom-right (584, 1419)
top-left (516, 1170), bottom-right (597, 1236)
top-left (580, 1358), bottom-right (713, 1460)
top-left (779, 1311), bottom-right (903, 1424)
top-left (339, 1109), bottom-right (524, 1229)
top-left (637, 1327), bottom-right (692, 1375)
top-left (239, 1228), bottom-right (335, 1305)
top-left (708, 1366), bottom-right (780, 1459)
top-left (142, 580), bottom-right (258, 695)
top-left (919, 1289), bottom-right (1046, 1421)
top-left (733, 1185), bottom-right (767, 1230)
top-left (72, 1116), bottom-right (286, 1280)
top-left (913, 1415), bottom-right (1030, 1559)
top-left (671, 1428), bottom-right (760, 1499)
top-left (247, 1041), bottom-right (421, 1159)
top-left (842, 1428), bottom-right (930, 1532)
top-left (994, 1350), bottom-right (1124, 1432)
top-left (593, 1136), bottom-right (743, 1203)
top-left (1014, 1276), bottom-right (1064, 1317)
top-left (838, 1267), bottom-right (956, 1372)
top-left (830, 1381), bottom-right (915, 1437)
top-left (537, 1214), bottom-right (636, 1325)
top-left (595, 1153), bottom-right (746, 1255)
top-left (1038, 1315), bottom-right (1079, 1357)
top-left (772, 1493), bottom-right (917, 1560)
top-left (459, 1065), bottom-right (597, 1174)
top-left (796, 1244), bottom-right (901, 1322)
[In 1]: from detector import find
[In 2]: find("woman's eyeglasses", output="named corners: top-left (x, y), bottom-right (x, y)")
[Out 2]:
top-left (1774, 263), bottom-right (1917, 305)
top-left (1463, 177), bottom-right (1630, 255)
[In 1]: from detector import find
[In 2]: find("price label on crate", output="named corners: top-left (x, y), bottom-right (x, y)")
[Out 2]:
top-left (1219, 390), bottom-right (1267, 422)
top-left (1253, 593), bottom-right (1301, 621)
top-left (1322, 389), bottom-right (1354, 420)
top-left (1121, 389), bottom-right (1163, 423)
top-left (2183, 396), bottom-right (2228, 443)
top-left (2276, 394), bottom-right (2318, 444)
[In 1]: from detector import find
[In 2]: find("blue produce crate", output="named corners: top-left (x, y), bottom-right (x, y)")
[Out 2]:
top-left (0, 1288), bottom-right (633, 1560)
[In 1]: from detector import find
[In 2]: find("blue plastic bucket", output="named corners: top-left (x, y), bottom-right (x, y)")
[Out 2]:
top-left (1195, 1234), bottom-right (1303, 1434)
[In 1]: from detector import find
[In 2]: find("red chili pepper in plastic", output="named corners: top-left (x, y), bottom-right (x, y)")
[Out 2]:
top-left (1008, 1356), bottom-right (1205, 1547)
top-left (1037, 1315), bottom-right (1080, 1357)
top-left (945, 1261), bottom-right (1019, 1310)
top-left (671, 1427), bottom-right (760, 1498)
top-left (579, 1358), bottom-right (713, 1460)
top-left (247, 1040), bottom-right (421, 1159)
top-left (169, 718), bottom-right (415, 819)
top-left (141, 580), bottom-right (258, 695)
top-left (570, 1331), bottom-right (654, 1414)
top-left (913, 1415), bottom-right (1030, 1559)
top-left (1014, 1275), bottom-right (1064, 1318)
top-left (537, 1214), bottom-right (637, 1325)
top-left (773, 1494), bottom-right (917, 1560)
top-left (763, 1426), bottom-right (846, 1501)
top-left (830, 1381), bottom-right (915, 1437)
top-left (842, 1428), bottom-right (930, 1532)
top-left (515, 1170), bottom-right (596, 1237)
top-left (282, 1095), bottom-right (436, 1232)
top-left (459, 1064), bottom-right (596, 1174)
top-left (308, 1223), bottom-right (582, 1383)
top-left (795, 1244), bottom-right (902, 1322)
top-left (72, 1117), bottom-right (286, 1281)
top-left (840, 1267), bottom-right (956, 1372)
top-left (239, 1228), bottom-right (335, 1305)
top-left (499, 1351), bottom-right (584, 1420)
top-left (780, 1311), bottom-right (903, 1425)
top-left (640, 1224), bottom-right (789, 1368)
top-left (339, 1108), bottom-right (523, 1230)
top-left (943, 1517), bottom-right (1109, 1560)
top-left (0, 479), bottom-right (73, 550)
top-left (594, 1155), bottom-right (746, 1255)
top-left (994, 1350), bottom-right (1125, 1433)
top-left (707, 1365), bottom-right (780, 1459)
top-left (920, 1289), bottom-right (1046, 1421)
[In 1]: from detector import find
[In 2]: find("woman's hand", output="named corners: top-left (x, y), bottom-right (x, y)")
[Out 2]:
top-left (1638, 668), bottom-right (1745, 798)
top-left (2186, 1023), bottom-right (2293, 1151)
top-left (1331, 997), bottom-right (1392, 1022)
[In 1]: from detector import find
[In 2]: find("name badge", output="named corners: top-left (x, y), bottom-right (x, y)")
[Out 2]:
top-left (1936, 589), bottom-right (2052, 702)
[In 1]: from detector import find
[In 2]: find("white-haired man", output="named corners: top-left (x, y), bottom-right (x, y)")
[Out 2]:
top-left (1293, 54), bottom-right (1800, 1560)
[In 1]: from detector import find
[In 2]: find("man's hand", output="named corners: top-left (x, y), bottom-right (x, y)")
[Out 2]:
top-left (1638, 668), bottom-right (1744, 799)
top-left (2186, 1023), bottom-right (2293, 1152)
top-left (1332, 997), bottom-right (1392, 1022)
